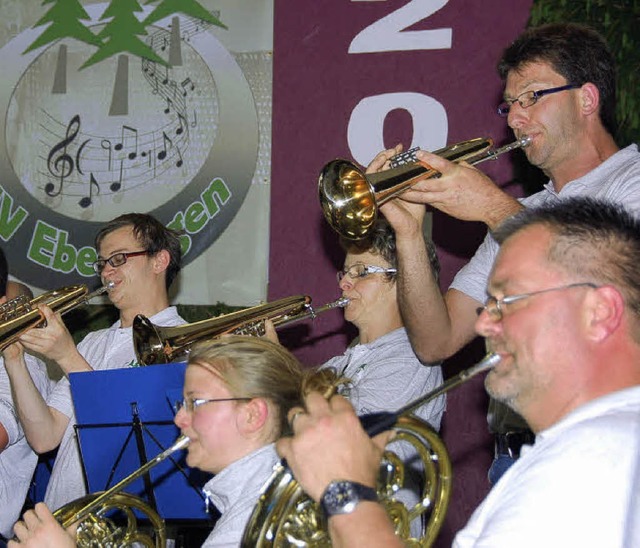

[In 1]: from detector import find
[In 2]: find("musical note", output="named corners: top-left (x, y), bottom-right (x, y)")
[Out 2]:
top-left (175, 146), bottom-right (183, 168)
top-left (114, 125), bottom-right (138, 160)
top-left (101, 140), bottom-right (113, 171)
top-left (176, 113), bottom-right (187, 136)
top-left (164, 98), bottom-right (173, 114)
top-left (191, 110), bottom-right (198, 128)
top-left (161, 37), bottom-right (168, 51)
top-left (181, 78), bottom-right (195, 96)
top-left (157, 131), bottom-right (173, 161)
top-left (143, 59), bottom-right (155, 77)
top-left (46, 115), bottom-right (81, 197)
top-left (110, 161), bottom-right (124, 193)
top-left (162, 65), bottom-right (169, 85)
top-left (79, 173), bottom-right (100, 208)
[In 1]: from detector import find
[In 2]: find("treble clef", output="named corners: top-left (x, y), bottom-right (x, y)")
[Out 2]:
top-left (46, 115), bottom-right (81, 197)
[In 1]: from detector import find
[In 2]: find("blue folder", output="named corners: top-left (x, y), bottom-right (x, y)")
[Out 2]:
top-left (69, 362), bottom-right (210, 521)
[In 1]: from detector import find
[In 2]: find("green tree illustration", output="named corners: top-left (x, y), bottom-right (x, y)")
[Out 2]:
top-left (143, 0), bottom-right (226, 66)
top-left (80, 0), bottom-right (168, 116)
top-left (23, 0), bottom-right (103, 93)
top-left (143, 0), bottom-right (226, 28)
top-left (24, 0), bottom-right (102, 53)
top-left (81, 0), bottom-right (166, 69)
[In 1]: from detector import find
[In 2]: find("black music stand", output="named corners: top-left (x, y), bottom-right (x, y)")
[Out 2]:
top-left (70, 362), bottom-right (210, 521)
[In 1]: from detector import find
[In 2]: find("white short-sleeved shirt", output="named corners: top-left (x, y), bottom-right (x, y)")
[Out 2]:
top-left (321, 327), bottom-right (445, 429)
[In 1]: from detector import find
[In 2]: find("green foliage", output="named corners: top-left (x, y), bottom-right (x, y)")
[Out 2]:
top-left (529, 0), bottom-right (640, 146)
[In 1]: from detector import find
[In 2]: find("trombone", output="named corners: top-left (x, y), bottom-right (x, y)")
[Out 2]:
top-left (133, 295), bottom-right (349, 366)
top-left (318, 136), bottom-right (531, 240)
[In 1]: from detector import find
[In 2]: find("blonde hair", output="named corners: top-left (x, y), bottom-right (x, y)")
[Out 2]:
top-left (188, 336), bottom-right (343, 437)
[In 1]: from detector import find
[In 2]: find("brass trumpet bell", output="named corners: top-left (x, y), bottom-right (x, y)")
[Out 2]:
top-left (319, 138), bottom-right (493, 240)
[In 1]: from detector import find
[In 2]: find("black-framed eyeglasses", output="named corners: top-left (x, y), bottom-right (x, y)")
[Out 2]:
top-left (497, 84), bottom-right (580, 117)
top-left (174, 397), bottom-right (252, 414)
top-left (92, 250), bottom-right (149, 274)
top-left (337, 263), bottom-right (397, 283)
top-left (478, 282), bottom-right (598, 321)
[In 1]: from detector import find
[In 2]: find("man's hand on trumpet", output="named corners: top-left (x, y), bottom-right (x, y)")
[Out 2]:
top-left (411, 150), bottom-right (524, 230)
top-left (18, 305), bottom-right (92, 375)
top-left (367, 144), bottom-right (524, 231)
top-left (366, 147), bottom-right (429, 242)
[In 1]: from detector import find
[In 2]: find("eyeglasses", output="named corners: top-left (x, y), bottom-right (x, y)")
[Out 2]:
top-left (497, 84), bottom-right (580, 117)
top-left (337, 263), bottom-right (397, 283)
top-left (92, 250), bottom-right (149, 274)
top-left (479, 282), bottom-right (598, 321)
top-left (174, 397), bottom-right (251, 414)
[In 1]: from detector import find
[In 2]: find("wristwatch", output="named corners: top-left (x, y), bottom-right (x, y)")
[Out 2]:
top-left (320, 480), bottom-right (378, 517)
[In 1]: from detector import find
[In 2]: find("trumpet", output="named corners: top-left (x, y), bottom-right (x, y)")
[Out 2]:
top-left (53, 436), bottom-right (190, 547)
top-left (133, 295), bottom-right (349, 366)
top-left (0, 282), bottom-right (114, 351)
top-left (319, 136), bottom-right (531, 240)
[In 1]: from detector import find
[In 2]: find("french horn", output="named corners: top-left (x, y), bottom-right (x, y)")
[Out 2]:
top-left (133, 295), bottom-right (349, 366)
top-left (242, 353), bottom-right (501, 547)
top-left (51, 436), bottom-right (189, 547)
top-left (319, 136), bottom-right (531, 240)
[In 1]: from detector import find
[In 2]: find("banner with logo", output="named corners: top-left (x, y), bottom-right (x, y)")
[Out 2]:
top-left (0, 0), bottom-right (272, 306)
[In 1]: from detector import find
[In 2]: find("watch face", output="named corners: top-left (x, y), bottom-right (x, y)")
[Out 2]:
top-left (325, 482), bottom-right (358, 514)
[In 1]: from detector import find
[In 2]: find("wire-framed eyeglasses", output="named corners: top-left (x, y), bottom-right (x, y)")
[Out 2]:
top-left (92, 250), bottom-right (149, 274)
top-left (174, 397), bottom-right (252, 414)
top-left (479, 282), bottom-right (598, 321)
top-left (497, 84), bottom-right (580, 117)
top-left (337, 263), bottom-right (397, 283)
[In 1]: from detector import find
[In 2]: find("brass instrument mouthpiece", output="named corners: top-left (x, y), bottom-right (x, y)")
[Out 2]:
top-left (518, 135), bottom-right (532, 147)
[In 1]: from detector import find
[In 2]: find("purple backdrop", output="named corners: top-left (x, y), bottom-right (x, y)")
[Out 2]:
top-left (271, 1), bottom-right (533, 543)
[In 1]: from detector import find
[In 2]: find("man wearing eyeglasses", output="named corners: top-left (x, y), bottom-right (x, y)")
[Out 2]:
top-left (3, 213), bottom-right (185, 513)
top-left (368, 23), bottom-right (640, 482)
top-left (279, 197), bottom-right (640, 547)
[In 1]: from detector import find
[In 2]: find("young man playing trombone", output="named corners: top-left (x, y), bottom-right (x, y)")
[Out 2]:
top-left (3, 213), bottom-right (185, 515)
